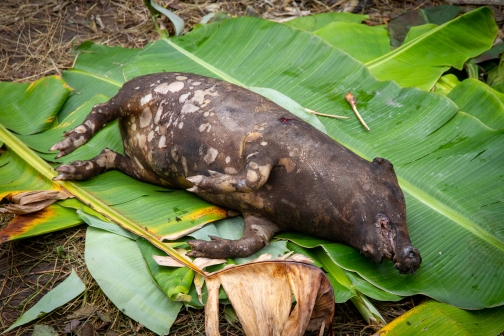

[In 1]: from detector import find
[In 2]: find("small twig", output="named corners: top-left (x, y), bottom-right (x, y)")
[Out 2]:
top-left (95, 15), bottom-right (105, 30)
top-left (305, 108), bottom-right (350, 119)
top-left (49, 57), bottom-right (61, 76)
top-left (345, 91), bottom-right (370, 131)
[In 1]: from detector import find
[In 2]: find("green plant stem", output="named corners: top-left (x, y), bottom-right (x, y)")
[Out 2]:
top-left (465, 61), bottom-right (479, 79)
top-left (315, 248), bottom-right (385, 324)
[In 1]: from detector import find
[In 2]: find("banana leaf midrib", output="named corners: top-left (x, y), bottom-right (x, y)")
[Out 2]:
top-left (66, 68), bottom-right (123, 87)
top-left (364, 23), bottom-right (443, 69)
top-left (365, 8), bottom-right (493, 70)
top-left (162, 38), bottom-right (246, 87)
top-left (0, 122), bottom-right (204, 274)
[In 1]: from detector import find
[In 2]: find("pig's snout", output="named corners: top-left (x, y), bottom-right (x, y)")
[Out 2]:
top-left (375, 213), bottom-right (422, 274)
top-left (393, 246), bottom-right (422, 274)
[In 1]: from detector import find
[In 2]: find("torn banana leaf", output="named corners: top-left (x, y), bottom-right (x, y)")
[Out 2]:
top-left (3, 270), bottom-right (85, 334)
top-left (85, 226), bottom-right (182, 335)
top-left (366, 7), bottom-right (495, 89)
top-left (309, 8), bottom-right (495, 90)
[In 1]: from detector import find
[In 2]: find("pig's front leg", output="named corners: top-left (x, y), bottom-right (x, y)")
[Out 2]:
top-left (53, 148), bottom-right (125, 181)
top-left (50, 99), bottom-right (124, 159)
top-left (187, 213), bottom-right (279, 259)
top-left (53, 148), bottom-right (166, 186)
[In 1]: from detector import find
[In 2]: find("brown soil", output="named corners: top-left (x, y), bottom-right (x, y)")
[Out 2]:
top-left (0, 0), bottom-right (500, 335)
top-left (3, 0), bottom-right (497, 82)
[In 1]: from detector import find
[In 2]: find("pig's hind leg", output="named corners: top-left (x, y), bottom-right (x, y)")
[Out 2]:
top-left (187, 213), bottom-right (280, 259)
top-left (53, 148), bottom-right (165, 187)
top-left (54, 149), bottom-right (132, 181)
top-left (50, 98), bottom-right (125, 159)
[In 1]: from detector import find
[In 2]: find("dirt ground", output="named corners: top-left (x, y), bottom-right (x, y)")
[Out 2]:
top-left (1, 0), bottom-right (502, 335)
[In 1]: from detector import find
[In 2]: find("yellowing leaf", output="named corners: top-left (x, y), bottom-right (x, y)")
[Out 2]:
top-left (377, 300), bottom-right (504, 336)
top-left (0, 204), bottom-right (82, 243)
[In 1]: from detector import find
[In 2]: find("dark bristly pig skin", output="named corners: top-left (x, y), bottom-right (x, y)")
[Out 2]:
top-left (51, 72), bottom-right (421, 274)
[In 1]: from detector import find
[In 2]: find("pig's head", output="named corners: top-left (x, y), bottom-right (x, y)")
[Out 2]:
top-left (358, 157), bottom-right (422, 274)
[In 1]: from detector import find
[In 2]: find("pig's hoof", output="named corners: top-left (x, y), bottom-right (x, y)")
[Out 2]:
top-left (53, 161), bottom-right (96, 181)
top-left (50, 138), bottom-right (77, 159)
top-left (186, 171), bottom-right (238, 194)
top-left (187, 236), bottom-right (226, 258)
top-left (186, 175), bottom-right (206, 193)
top-left (50, 126), bottom-right (91, 158)
top-left (186, 173), bottom-right (222, 193)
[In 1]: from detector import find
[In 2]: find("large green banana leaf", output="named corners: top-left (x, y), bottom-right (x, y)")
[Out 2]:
top-left (0, 9), bottom-right (502, 313)
top-left (0, 77), bottom-right (71, 135)
top-left (85, 227), bottom-right (182, 335)
top-left (314, 22), bottom-right (390, 63)
top-left (309, 7), bottom-right (496, 90)
top-left (447, 78), bottom-right (504, 129)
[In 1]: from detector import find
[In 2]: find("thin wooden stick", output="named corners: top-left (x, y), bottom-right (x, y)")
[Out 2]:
top-left (345, 91), bottom-right (370, 131)
top-left (305, 108), bottom-right (350, 119)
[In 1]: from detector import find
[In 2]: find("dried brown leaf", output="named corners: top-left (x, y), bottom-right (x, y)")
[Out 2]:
top-left (0, 199), bottom-right (58, 214)
top-left (67, 305), bottom-right (97, 320)
top-left (153, 254), bottom-right (191, 267)
top-left (204, 260), bottom-right (334, 336)
top-left (13, 190), bottom-right (71, 205)
top-left (78, 321), bottom-right (97, 336)
top-left (251, 253), bottom-right (274, 262)
top-left (96, 310), bottom-right (112, 323)
top-left (193, 257), bottom-right (227, 269)
top-left (194, 273), bottom-right (205, 304)
top-left (63, 319), bottom-right (81, 333)
top-left (283, 253), bottom-right (315, 264)
top-left (0, 190), bottom-right (72, 214)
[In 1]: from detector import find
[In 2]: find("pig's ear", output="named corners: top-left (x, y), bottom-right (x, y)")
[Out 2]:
top-left (373, 157), bottom-right (393, 166)
top-left (372, 157), bottom-right (395, 172)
